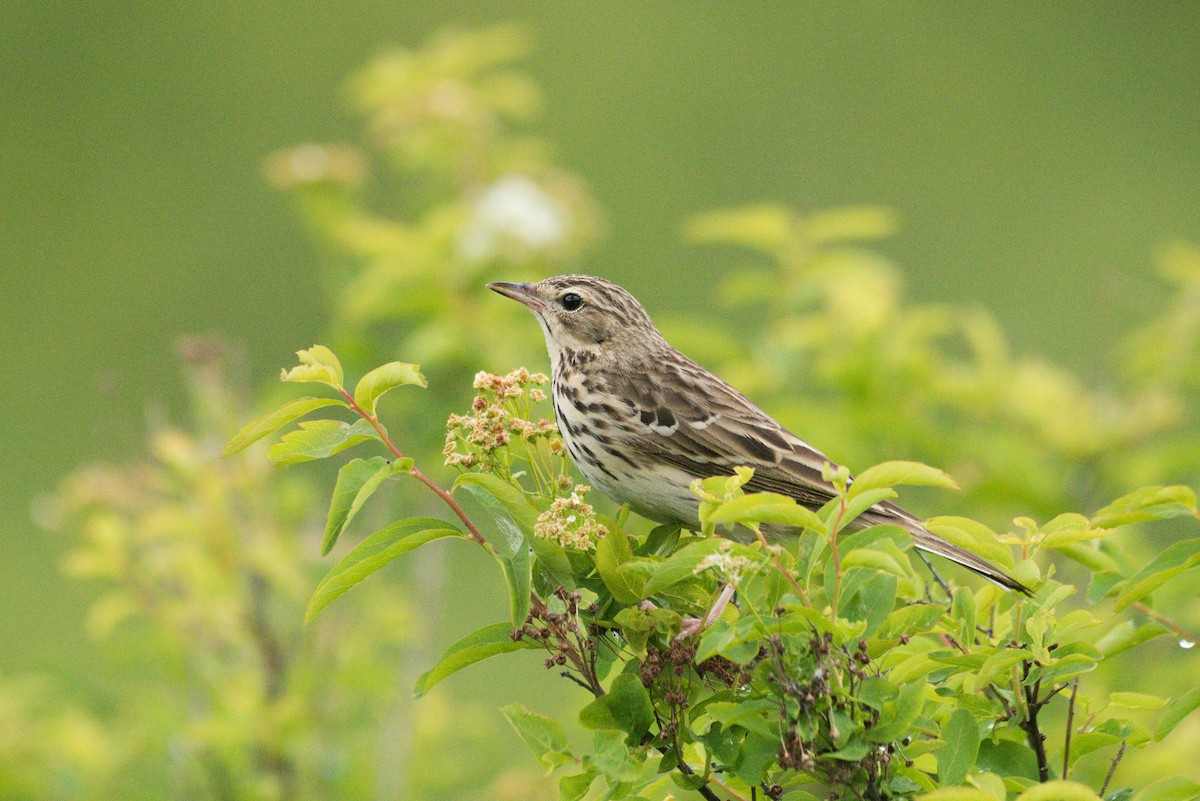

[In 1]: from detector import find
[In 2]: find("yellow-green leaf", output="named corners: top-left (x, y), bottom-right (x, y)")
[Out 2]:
top-left (222, 397), bottom-right (346, 457)
top-left (280, 344), bottom-right (344, 388)
top-left (353, 361), bottom-right (426, 416)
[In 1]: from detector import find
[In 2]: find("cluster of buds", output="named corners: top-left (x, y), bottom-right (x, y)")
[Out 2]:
top-left (693, 541), bottom-right (756, 586)
top-left (533, 485), bottom-right (607, 550)
top-left (443, 368), bottom-right (560, 472)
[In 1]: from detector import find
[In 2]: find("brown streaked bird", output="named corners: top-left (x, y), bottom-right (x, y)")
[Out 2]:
top-left (488, 275), bottom-right (1030, 595)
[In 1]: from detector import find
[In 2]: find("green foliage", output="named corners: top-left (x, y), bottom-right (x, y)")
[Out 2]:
top-left (237, 343), bottom-right (1200, 800)
top-left (23, 24), bottom-right (1200, 801)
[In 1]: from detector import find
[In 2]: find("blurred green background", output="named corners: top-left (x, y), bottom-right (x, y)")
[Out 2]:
top-left (2, 2), bottom-right (1198, 796)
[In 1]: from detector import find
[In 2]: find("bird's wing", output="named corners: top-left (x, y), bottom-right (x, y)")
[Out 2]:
top-left (606, 356), bottom-right (1031, 595)
top-left (606, 356), bottom-right (847, 508)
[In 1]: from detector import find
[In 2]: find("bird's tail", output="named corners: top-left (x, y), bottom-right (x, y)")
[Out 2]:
top-left (863, 504), bottom-right (1033, 596)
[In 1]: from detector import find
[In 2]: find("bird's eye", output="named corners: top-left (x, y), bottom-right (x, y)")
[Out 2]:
top-left (560, 292), bottom-right (583, 311)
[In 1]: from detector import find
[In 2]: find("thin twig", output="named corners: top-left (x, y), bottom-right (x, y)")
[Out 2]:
top-left (708, 774), bottom-right (750, 801)
top-left (1062, 678), bottom-right (1079, 781)
top-left (1133, 601), bottom-right (1200, 645)
top-left (675, 757), bottom-right (722, 801)
top-left (339, 387), bottom-right (489, 547)
top-left (1100, 740), bottom-right (1126, 797)
top-left (913, 549), bottom-right (953, 600)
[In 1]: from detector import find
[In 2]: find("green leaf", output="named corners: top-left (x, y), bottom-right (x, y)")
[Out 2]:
top-left (827, 488), bottom-right (897, 533)
top-left (280, 344), bottom-right (344, 388)
top-left (558, 770), bottom-right (597, 801)
top-left (1155, 687), bottom-right (1200, 740)
top-left (578, 673), bottom-right (654, 739)
top-left (1014, 781), bottom-right (1103, 801)
top-left (938, 708), bottom-right (979, 786)
top-left (267, 418), bottom-right (377, 465)
top-left (502, 703), bottom-right (573, 772)
top-left (916, 788), bottom-right (994, 801)
top-left (643, 538), bottom-right (757, 596)
top-left (1114, 538), bottom-right (1200, 610)
top-left (1109, 692), bottom-right (1168, 709)
top-left (1132, 777), bottom-right (1200, 801)
top-left (587, 729), bottom-right (642, 782)
top-left (850, 460), bottom-right (958, 498)
top-left (454, 472), bottom-right (538, 557)
top-left (321, 456), bottom-right (412, 555)
top-left (413, 623), bottom-right (537, 697)
top-left (353, 361), bottom-right (426, 416)
top-left (1092, 486), bottom-right (1197, 529)
top-left (502, 536), bottom-right (532, 627)
top-left (306, 518), bottom-right (462, 622)
top-left (706, 491), bottom-right (826, 532)
top-left (866, 678), bottom-right (924, 742)
top-left (222, 397), bottom-right (346, 457)
top-left (594, 521), bottom-right (654, 603)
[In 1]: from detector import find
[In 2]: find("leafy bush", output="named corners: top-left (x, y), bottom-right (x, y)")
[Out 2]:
top-left (26, 24), bottom-right (1200, 801)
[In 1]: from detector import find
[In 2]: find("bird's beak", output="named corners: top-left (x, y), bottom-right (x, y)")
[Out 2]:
top-left (487, 281), bottom-right (546, 311)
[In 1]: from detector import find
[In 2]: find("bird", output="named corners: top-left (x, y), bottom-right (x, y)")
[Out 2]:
top-left (488, 275), bottom-right (1030, 595)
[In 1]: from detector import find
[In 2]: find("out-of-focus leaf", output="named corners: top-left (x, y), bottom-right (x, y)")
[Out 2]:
top-left (1155, 687), bottom-right (1200, 740)
top-left (1091, 486), bottom-right (1197, 529)
top-left (321, 456), bottom-right (412, 555)
top-left (502, 703), bottom-right (573, 772)
top-left (280, 344), bottom-right (344, 388)
top-left (413, 623), bottom-right (537, 697)
top-left (307, 518), bottom-right (462, 621)
top-left (353, 361), bottom-right (426, 416)
top-left (1015, 781), bottom-right (1103, 801)
top-left (1131, 777), bottom-right (1200, 801)
top-left (558, 770), bottom-right (597, 801)
top-left (222, 397), bottom-right (346, 457)
top-left (1114, 538), bottom-right (1200, 610)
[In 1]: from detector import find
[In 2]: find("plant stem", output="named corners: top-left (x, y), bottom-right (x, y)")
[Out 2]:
top-left (1062, 678), bottom-right (1079, 780)
top-left (339, 387), bottom-right (489, 547)
top-left (1099, 740), bottom-right (1126, 797)
top-left (1133, 601), bottom-right (1200, 645)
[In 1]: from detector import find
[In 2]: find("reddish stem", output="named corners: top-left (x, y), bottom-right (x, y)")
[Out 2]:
top-left (338, 387), bottom-right (489, 548)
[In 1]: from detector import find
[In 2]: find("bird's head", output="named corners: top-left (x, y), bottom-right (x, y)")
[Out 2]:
top-left (488, 275), bottom-right (663, 356)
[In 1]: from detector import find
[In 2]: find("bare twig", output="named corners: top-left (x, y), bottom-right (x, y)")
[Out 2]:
top-left (1133, 601), bottom-right (1200, 645)
top-left (1062, 678), bottom-right (1079, 780)
top-left (913, 549), bottom-right (953, 600)
top-left (1100, 740), bottom-right (1126, 797)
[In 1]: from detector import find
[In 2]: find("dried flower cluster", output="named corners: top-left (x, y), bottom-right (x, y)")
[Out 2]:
top-left (443, 368), bottom-right (560, 475)
top-left (693, 541), bottom-right (756, 586)
top-left (533, 485), bottom-right (607, 550)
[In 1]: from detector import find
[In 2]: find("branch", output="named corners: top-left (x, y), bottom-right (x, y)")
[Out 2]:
top-left (1133, 601), bottom-right (1200, 645)
top-left (1100, 740), bottom-right (1126, 797)
top-left (1019, 664), bottom-right (1051, 782)
top-left (1062, 678), bottom-right (1079, 781)
top-left (339, 387), bottom-right (489, 547)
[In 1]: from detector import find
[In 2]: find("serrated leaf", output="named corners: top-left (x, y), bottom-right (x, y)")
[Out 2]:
top-left (222, 397), bottom-right (346, 457)
top-left (578, 673), bottom-right (654, 739)
top-left (280, 344), bottom-right (344, 388)
top-left (306, 518), bottom-right (462, 621)
top-left (321, 456), bottom-right (412, 555)
top-left (502, 704), bottom-right (573, 772)
top-left (1155, 687), bottom-right (1200, 740)
top-left (353, 361), bottom-right (426, 416)
top-left (938, 708), bottom-right (979, 786)
top-left (850, 461), bottom-right (958, 498)
top-left (267, 418), bottom-right (377, 465)
top-left (413, 622), bottom-right (537, 697)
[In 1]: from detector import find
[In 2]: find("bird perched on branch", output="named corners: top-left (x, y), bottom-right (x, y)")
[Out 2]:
top-left (489, 275), bottom-right (1030, 595)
